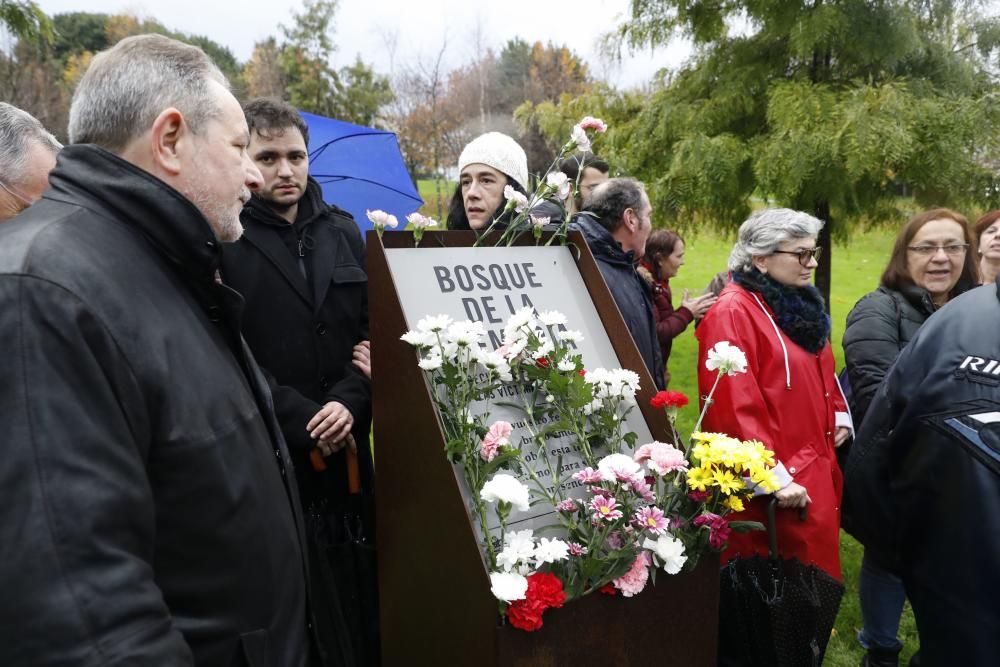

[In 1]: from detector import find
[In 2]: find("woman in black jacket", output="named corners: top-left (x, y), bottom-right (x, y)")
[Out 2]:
top-left (843, 208), bottom-right (978, 667)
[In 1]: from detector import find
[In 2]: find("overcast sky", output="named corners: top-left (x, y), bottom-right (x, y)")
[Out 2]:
top-left (35, 0), bottom-right (692, 89)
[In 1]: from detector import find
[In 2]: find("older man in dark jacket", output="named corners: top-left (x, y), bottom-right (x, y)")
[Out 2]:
top-left (0, 35), bottom-right (311, 666)
top-left (572, 178), bottom-right (665, 390)
top-left (844, 281), bottom-right (1000, 666)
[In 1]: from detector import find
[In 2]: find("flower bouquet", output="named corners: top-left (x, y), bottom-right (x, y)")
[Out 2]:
top-left (402, 307), bottom-right (779, 632)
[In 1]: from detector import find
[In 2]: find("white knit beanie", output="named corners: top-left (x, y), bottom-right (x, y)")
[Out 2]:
top-left (457, 132), bottom-right (529, 191)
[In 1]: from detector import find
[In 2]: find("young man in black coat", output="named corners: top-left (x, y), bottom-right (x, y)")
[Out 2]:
top-left (220, 98), bottom-right (377, 667)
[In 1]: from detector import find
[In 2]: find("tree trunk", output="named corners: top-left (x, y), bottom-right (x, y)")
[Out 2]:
top-left (814, 198), bottom-right (832, 316)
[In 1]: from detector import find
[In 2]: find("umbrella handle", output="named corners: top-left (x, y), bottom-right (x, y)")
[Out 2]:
top-left (766, 498), bottom-right (810, 557)
top-left (767, 498), bottom-right (779, 557)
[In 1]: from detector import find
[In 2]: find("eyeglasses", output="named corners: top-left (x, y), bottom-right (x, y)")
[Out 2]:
top-left (907, 244), bottom-right (969, 256)
top-left (772, 247), bottom-right (822, 267)
top-left (0, 178), bottom-right (32, 211)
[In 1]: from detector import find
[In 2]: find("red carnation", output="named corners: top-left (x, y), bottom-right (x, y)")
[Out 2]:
top-left (506, 572), bottom-right (566, 632)
top-left (650, 390), bottom-right (689, 409)
top-left (693, 512), bottom-right (733, 550)
top-left (598, 583), bottom-right (617, 596)
top-left (535, 357), bottom-right (550, 369)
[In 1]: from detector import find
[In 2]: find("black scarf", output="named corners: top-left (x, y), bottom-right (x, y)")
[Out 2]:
top-left (732, 268), bottom-right (831, 353)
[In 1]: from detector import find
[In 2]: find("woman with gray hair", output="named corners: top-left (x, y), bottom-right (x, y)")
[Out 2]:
top-left (696, 208), bottom-right (852, 664)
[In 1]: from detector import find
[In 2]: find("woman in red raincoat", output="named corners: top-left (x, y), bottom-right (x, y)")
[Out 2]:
top-left (696, 208), bottom-right (852, 582)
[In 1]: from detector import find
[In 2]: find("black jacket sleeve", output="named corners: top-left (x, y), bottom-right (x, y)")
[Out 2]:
top-left (258, 366), bottom-right (323, 452)
top-left (843, 290), bottom-right (900, 425)
top-left (324, 222), bottom-right (371, 427)
top-left (0, 277), bottom-right (193, 664)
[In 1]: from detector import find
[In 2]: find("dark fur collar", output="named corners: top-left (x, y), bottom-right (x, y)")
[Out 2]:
top-left (732, 269), bottom-right (831, 353)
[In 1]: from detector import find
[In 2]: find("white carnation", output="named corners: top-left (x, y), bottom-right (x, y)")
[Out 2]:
top-left (534, 538), bottom-right (570, 564)
top-left (490, 571), bottom-right (528, 602)
top-left (480, 474), bottom-right (531, 512)
top-left (705, 340), bottom-right (748, 376)
top-left (598, 453), bottom-right (641, 482)
top-left (643, 534), bottom-right (688, 574)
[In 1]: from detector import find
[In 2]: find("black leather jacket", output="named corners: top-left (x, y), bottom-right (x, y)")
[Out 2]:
top-left (0, 146), bottom-right (310, 666)
top-left (844, 281), bottom-right (1000, 666)
top-left (843, 284), bottom-right (938, 425)
top-left (571, 212), bottom-right (665, 390)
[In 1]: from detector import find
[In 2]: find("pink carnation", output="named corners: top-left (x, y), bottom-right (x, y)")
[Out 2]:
top-left (613, 552), bottom-right (651, 597)
top-left (568, 542), bottom-right (588, 556)
top-left (606, 531), bottom-right (624, 550)
top-left (634, 441), bottom-right (689, 476)
top-left (556, 499), bottom-right (578, 512)
top-left (628, 476), bottom-right (656, 503)
top-left (573, 467), bottom-right (604, 484)
top-left (577, 116), bottom-right (608, 133)
top-left (479, 421), bottom-right (512, 462)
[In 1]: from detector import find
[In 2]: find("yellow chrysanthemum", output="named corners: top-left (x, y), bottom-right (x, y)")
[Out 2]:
top-left (687, 466), bottom-right (713, 491)
top-left (691, 431), bottom-right (729, 444)
top-left (723, 495), bottom-right (745, 512)
top-left (748, 466), bottom-right (780, 493)
top-left (712, 468), bottom-right (742, 495)
top-left (691, 442), bottom-right (711, 465)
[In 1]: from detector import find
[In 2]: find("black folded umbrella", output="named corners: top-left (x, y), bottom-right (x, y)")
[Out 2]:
top-left (717, 500), bottom-right (844, 667)
top-left (307, 492), bottom-right (380, 667)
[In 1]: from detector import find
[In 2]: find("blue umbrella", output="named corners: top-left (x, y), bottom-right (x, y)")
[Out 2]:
top-left (301, 111), bottom-right (423, 236)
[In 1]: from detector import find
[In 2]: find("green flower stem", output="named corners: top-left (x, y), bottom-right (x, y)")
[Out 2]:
top-left (694, 370), bottom-right (724, 433)
top-left (478, 499), bottom-right (497, 564)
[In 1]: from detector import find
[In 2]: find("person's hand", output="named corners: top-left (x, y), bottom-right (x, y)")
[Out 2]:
top-left (775, 482), bottom-right (811, 509)
top-left (316, 432), bottom-right (356, 457)
top-left (352, 340), bottom-right (371, 379)
top-left (681, 289), bottom-right (718, 319)
top-left (834, 426), bottom-right (851, 448)
top-left (307, 401), bottom-right (354, 443)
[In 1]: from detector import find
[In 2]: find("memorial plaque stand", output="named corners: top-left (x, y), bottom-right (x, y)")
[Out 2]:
top-left (370, 230), bottom-right (719, 666)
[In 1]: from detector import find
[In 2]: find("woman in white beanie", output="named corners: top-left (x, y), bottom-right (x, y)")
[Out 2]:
top-left (446, 131), bottom-right (530, 230)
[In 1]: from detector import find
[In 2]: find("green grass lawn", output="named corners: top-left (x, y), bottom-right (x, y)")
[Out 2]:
top-left (416, 178), bottom-right (454, 222)
top-left (667, 226), bottom-right (918, 666)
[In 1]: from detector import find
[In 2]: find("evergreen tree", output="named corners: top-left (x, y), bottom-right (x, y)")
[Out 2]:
top-left (528, 1), bottom-right (1000, 305)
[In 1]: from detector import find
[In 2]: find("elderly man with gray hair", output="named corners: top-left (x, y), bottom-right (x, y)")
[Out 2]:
top-left (0, 35), bottom-right (315, 666)
top-left (0, 102), bottom-right (60, 221)
top-left (572, 177), bottom-right (665, 390)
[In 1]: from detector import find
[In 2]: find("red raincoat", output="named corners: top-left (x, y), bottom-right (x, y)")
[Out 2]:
top-left (696, 282), bottom-right (849, 580)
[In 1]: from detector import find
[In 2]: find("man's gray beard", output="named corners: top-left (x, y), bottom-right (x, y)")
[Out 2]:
top-left (189, 182), bottom-right (245, 243)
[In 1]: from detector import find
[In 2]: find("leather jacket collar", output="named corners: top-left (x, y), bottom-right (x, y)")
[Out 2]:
top-left (46, 144), bottom-right (222, 283)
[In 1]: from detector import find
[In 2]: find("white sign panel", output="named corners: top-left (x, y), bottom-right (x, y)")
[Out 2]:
top-left (385, 246), bottom-right (654, 545)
